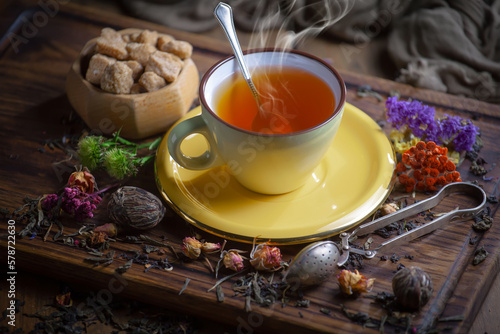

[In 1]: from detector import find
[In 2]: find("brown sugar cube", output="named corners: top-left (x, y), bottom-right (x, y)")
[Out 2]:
top-left (126, 42), bottom-right (156, 66)
top-left (100, 62), bottom-right (134, 94)
top-left (130, 83), bottom-right (146, 94)
top-left (100, 27), bottom-right (120, 40)
top-left (96, 28), bottom-right (128, 60)
top-left (137, 30), bottom-right (159, 46)
top-left (159, 40), bottom-right (193, 60)
top-left (85, 54), bottom-right (116, 85)
top-left (145, 51), bottom-right (183, 82)
top-left (128, 32), bottom-right (140, 43)
top-left (122, 60), bottom-right (144, 81)
top-left (156, 34), bottom-right (174, 50)
top-left (138, 71), bottom-right (167, 92)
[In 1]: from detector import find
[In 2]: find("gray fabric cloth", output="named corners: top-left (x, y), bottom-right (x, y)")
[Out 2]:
top-left (387, 0), bottom-right (500, 103)
top-left (120, 0), bottom-right (500, 103)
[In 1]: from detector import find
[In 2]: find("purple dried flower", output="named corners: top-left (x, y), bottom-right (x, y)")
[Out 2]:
top-left (438, 115), bottom-right (462, 142)
top-left (42, 194), bottom-right (59, 211)
top-left (42, 187), bottom-right (102, 221)
top-left (385, 98), bottom-right (479, 152)
top-left (453, 121), bottom-right (479, 152)
top-left (385, 97), bottom-right (437, 138)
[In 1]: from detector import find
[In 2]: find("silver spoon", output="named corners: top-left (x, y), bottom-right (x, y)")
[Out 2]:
top-left (284, 182), bottom-right (487, 290)
top-left (213, 2), bottom-right (292, 134)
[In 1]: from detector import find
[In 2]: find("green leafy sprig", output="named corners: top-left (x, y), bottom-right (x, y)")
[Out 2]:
top-left (77, 132), bottom-right (161, 179)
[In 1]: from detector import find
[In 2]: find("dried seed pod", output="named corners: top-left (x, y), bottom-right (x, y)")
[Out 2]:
top-left (108, 186), bottom-right (165, 230)
top-left (392, 266), bottom-right (433, 311)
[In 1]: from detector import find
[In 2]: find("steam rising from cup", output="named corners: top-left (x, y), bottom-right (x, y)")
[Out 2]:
top-left (219, 0), bottom-right (353, 133)
top-left (233, 0), bottom-right (354, 50)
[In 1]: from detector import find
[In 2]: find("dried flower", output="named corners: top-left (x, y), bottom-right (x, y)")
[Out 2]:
top-left (42, 187), bottom-right (102, 221)
top-left (249, 239), bottom-right (283, 271)
top-left (78, 136), bottom-right (103, 170)
top-left (94, 223), bottom-right (118, 238)
top-left (386, 97), bottom-right (438, 139)
top-left (389, 130), bottom-right (422, 154)
top-left (67, 168), bottom-right (97, 194)
top-left (201, 242), bottom-right (222, 254)
top-left (380, 202), bottom-right (399, 216)
top-left (182, 237), bottom-right (203, 259)
top-left (222, 250), bottom-right (246, 272)
top-left (55, 292), bottom-right (72, 307)
top-left (337, 269), bottom-right (374, 295)
top-left (386, 97), bottom-right (479, 152)
top-left (103, 147), bottom-right (137, 180)
top-left (89, 231), bottom-right (109, 245)
top-left (392, 266), bottom-right (433, 310)
top-left (396, 141), bottom-right (461, 192)
top-left (77, 132), bottom-right (161, 180)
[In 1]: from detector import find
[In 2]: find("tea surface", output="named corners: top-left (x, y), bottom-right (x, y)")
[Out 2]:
top-left (216, 67), bottom-right (335, 133)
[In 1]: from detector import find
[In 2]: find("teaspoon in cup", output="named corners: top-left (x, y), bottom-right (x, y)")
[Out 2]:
top-left (213, 2), bottom-right (292, 134)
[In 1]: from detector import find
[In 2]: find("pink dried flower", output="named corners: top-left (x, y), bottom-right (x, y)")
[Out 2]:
top-left (337, 269), bottom-right (374, 295)
top-left (42, 187), bottom-right (102, 221)
top-left (201, 242), bottom-right (221, 254)
top-left (55, 292), bottom-right (72, 307)
top-left (222, 250), bottom-right (246, 272)
top-left (250, 241), bottom-right (283, 271)
top-left (67, 168), bottom-right (96, 194)
top-left (94, 223), bottom-right (118, 238)
top-left (182, 237), bottom-right (202, 259)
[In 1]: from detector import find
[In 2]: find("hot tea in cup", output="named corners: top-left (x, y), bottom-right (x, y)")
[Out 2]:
top-left (216, 66), bottom-right (336, 134)
top-left (167, 49), bottom-right (346, 194)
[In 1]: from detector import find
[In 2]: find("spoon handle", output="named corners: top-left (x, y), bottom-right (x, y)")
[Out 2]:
top-left (214, 2), bottom-right (260, 101)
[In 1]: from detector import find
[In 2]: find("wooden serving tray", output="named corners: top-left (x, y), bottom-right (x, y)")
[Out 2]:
top-left (1, 3), bottom-right (499, 333)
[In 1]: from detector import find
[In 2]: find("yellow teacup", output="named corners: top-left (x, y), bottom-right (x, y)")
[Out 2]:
top-left (167, 49), bottom-right (346, 194)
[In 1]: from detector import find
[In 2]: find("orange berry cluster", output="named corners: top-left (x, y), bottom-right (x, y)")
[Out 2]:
top-left (396, 141), bottom-right (461, 192)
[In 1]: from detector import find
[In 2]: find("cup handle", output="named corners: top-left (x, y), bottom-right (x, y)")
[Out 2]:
top-left (167, 115), bottom-right (224, 170)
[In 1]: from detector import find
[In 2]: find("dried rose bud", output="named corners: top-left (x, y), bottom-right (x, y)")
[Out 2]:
top-left (250, 243), bottom-right (283, 271)
top-left (94, 223), bottom-right (118, 238)
top-left (380, 202), bottom-right (399, 216)
top-left (182, 237), bottom-right (202, 259)
top-left (337, 269), bottom-right (374, 295)
top-left (89, 231), bottom-right (108, 245)
top-left (201, 242), bottom-right (221, 254)
top-left (55, 292), bottom-right (72, 307)
top-left (392, 266), bottom-right (433, 311)
top-left (222, 250), bottom-right (245, 272)
top-left (67, 169), bottom-right (96, 194)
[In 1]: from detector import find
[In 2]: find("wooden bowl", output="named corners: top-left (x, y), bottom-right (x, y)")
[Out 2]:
top-left (66, 28), bottom-right (199, 139)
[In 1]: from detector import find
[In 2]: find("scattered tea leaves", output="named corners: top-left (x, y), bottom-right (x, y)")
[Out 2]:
top-left (216, 285), bottom-right (225, 302)
top-left (320, 307), bottom-right (332, 316)
top-left (473, 246), bottom-right (489, 265)
top-left (295, 299), bottom-right (310, 308)
top-left (438, 315), bottom-right (465, 322)
top-left (179, 278), bottom-right (191, 296)
top-left (116, 259), bottom-right (134, 274)
top-left (472, 208), bottom-right (493, 232)
top-left (117, 249), bottom-right (173, 272)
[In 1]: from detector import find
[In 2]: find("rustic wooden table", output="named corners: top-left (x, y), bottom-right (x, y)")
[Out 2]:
top-left (1, 3), bottom-right (499, 333)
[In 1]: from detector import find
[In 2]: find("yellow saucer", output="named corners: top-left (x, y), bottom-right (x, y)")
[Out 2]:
top-left (155, 103), bottom-right (396, 245)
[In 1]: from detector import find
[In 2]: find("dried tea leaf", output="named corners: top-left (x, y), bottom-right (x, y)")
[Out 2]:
top-left (473, 246), bottom-right (488, 265)
top-left (216, 285), bottom-right (225, 302)
top-left (116, 259), bottom-right (133, 274)
top-left (179, 278), bottom-right (190, 295)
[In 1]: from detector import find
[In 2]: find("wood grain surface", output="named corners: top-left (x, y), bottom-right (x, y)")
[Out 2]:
top-left (1, 3), bottom-right (499, 333)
